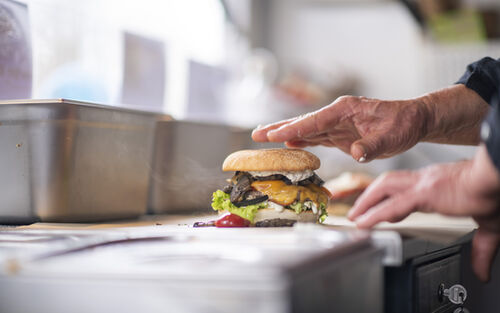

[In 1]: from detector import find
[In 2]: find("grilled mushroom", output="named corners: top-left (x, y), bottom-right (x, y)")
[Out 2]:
top-left (298, 173), bottom-right (324, 186)
top-left (230, 173), bottom-right (253, 203)
top-left (233, 190), bottom-right (268, 207)
top-left (253, 174), bottom-right (293, 185)
top-left (222, 184), bottom-right (233, 194)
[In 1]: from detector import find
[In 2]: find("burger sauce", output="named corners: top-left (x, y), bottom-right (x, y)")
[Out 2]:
top-left (215, 213), bottom-right (250, 227)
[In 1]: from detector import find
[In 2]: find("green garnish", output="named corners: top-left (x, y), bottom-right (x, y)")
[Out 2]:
top-left (211, 190), bottom-right (267, 223)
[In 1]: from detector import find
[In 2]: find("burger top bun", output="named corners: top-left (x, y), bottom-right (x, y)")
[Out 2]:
top-left (222, 148), bottom-right (320, 172)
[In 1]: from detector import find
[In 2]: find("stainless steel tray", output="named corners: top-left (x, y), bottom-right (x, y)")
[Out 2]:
top-left (0, 99), bottom-right (171, 223)
top-left (0, 225), bottom-right (383, 313)
top-left (148, 120), bottom-right (278, 214)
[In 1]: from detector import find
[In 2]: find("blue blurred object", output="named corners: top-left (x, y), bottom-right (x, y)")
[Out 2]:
top-left (38, 62), bottom-right (108, 103)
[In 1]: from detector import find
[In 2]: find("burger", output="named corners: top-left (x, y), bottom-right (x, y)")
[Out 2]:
top-left (324, 172), bottom-right (373, 216)
top-left (211, 148), bottom-right (331, 227)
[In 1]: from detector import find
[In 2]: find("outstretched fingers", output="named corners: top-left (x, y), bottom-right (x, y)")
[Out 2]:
top-left (348, 171), bottom-right (415, 221)
top-left (266, 112), bottom-right (322, 142)
top-left (284, 140), bottom-right (318, 149)
top-left (251, 118), bottom-right (298, 142)
top-left (354, 192), bottom-right (419, 228)
top-left (260, 104), bottom-right (343, 143)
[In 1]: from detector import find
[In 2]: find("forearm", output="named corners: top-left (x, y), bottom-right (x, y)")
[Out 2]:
top-left (419, 84), bottom-right (490, 145)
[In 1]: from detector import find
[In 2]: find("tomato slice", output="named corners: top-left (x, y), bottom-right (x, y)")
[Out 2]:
top-left (215, 213), bottom-right (251, 227)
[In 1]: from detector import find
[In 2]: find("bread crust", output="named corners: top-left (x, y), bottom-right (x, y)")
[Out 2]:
top-left (253, 208), bottom-right (318, 223)
top-left (222, 149), bottom-right (320, 172)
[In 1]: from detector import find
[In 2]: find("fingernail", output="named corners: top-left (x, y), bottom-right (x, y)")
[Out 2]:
top-left (355, 218), bottom-right (368, 229)
top-left (266, 130), bottom-right (277, 141)
top-left (358, 153), bottom-right (367, 163)
top-left (347, 210), bottom-right (355, 220)
top-left (256, 124), bottom-right (263, 129)
top-left (354, 213), bottom-right (370, 226)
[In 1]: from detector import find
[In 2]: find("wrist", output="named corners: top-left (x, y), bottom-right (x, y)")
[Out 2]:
top-left (415, 91), bottom-right (439, 142)
top-left (418, 85), bottom-right (489, 145)
top-left (451, 145), bottom-right (500, 217)
top-left (470, 145), bottom-right (500, 196)
top-left (460, 145), bottom-right (500, 217)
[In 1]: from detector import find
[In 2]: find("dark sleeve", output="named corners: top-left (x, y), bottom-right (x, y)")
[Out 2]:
top-left (456, 57), bottom-right (500, 104)
top-left (456, 57), bottom-right (500, 172)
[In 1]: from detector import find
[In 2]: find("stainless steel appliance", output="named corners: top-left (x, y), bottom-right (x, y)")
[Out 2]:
top-left (0, 225), bottom-right (384, 313)
top-left (0, 99), bottom-right (170, 223)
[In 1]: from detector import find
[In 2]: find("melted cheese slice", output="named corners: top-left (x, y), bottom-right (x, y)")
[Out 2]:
top-left (251, 180), bottom-right (329, 206)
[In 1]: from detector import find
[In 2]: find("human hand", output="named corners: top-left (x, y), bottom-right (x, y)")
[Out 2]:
top-left (252, 85), bottom-right (489, 162)
top-left (348, 145), bottom-right (500, 282)
top-left (252, 95), bottom-right (430, 162)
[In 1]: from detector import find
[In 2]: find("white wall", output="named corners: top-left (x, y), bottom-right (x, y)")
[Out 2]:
top-left (268, 1), bottom-right (424, 99)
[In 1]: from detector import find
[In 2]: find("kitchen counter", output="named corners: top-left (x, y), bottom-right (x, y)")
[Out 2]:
top-left (0, 212), bottom-right (477, 313)
top-left (5, 211), bottom-right (476, 263)
top-left (0, 215), bottom-right (384, 313)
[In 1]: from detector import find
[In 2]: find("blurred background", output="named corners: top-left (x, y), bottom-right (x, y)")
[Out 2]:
top-left (1, 0), bottom-right (500, 180)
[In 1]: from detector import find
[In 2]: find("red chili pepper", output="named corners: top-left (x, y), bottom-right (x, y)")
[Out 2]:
top-left (215, 213), bottom-right (251, 227)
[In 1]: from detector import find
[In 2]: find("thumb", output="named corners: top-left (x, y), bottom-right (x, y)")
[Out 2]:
top-left (471, 228), bottom-right (500, 283)
top-left (351, 135), bottom-right (385, 162)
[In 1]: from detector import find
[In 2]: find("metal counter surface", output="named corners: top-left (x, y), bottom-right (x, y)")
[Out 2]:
top-left (0, 219), bottom-right (384, 313)
top-left (0, 212), bottom-right (477, 313)
top-left (325, 212), bottom-right (476, 264)
top-left (1, 212), bottom-right (476, 265)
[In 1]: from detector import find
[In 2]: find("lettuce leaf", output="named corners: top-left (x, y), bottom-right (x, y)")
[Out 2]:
top-left (289, 201), bottom-right (304, 214)
top-left (319, 202), bottom-right (328, 223)
top-left (288, 201), bottom-right (328, 223)
top-left (211, 190), bottom-right (267, 223)
top-left (211, 190), bottom-right (328, 224)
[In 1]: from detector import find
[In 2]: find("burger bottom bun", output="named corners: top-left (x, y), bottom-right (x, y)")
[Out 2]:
top-left (254, 208), bottom-right (318, 224)
top-left (219, 208), bottom-right (319, 225)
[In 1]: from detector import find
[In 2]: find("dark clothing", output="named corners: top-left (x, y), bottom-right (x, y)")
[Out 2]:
top-left (456, 57), bottom-right (500, 171)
